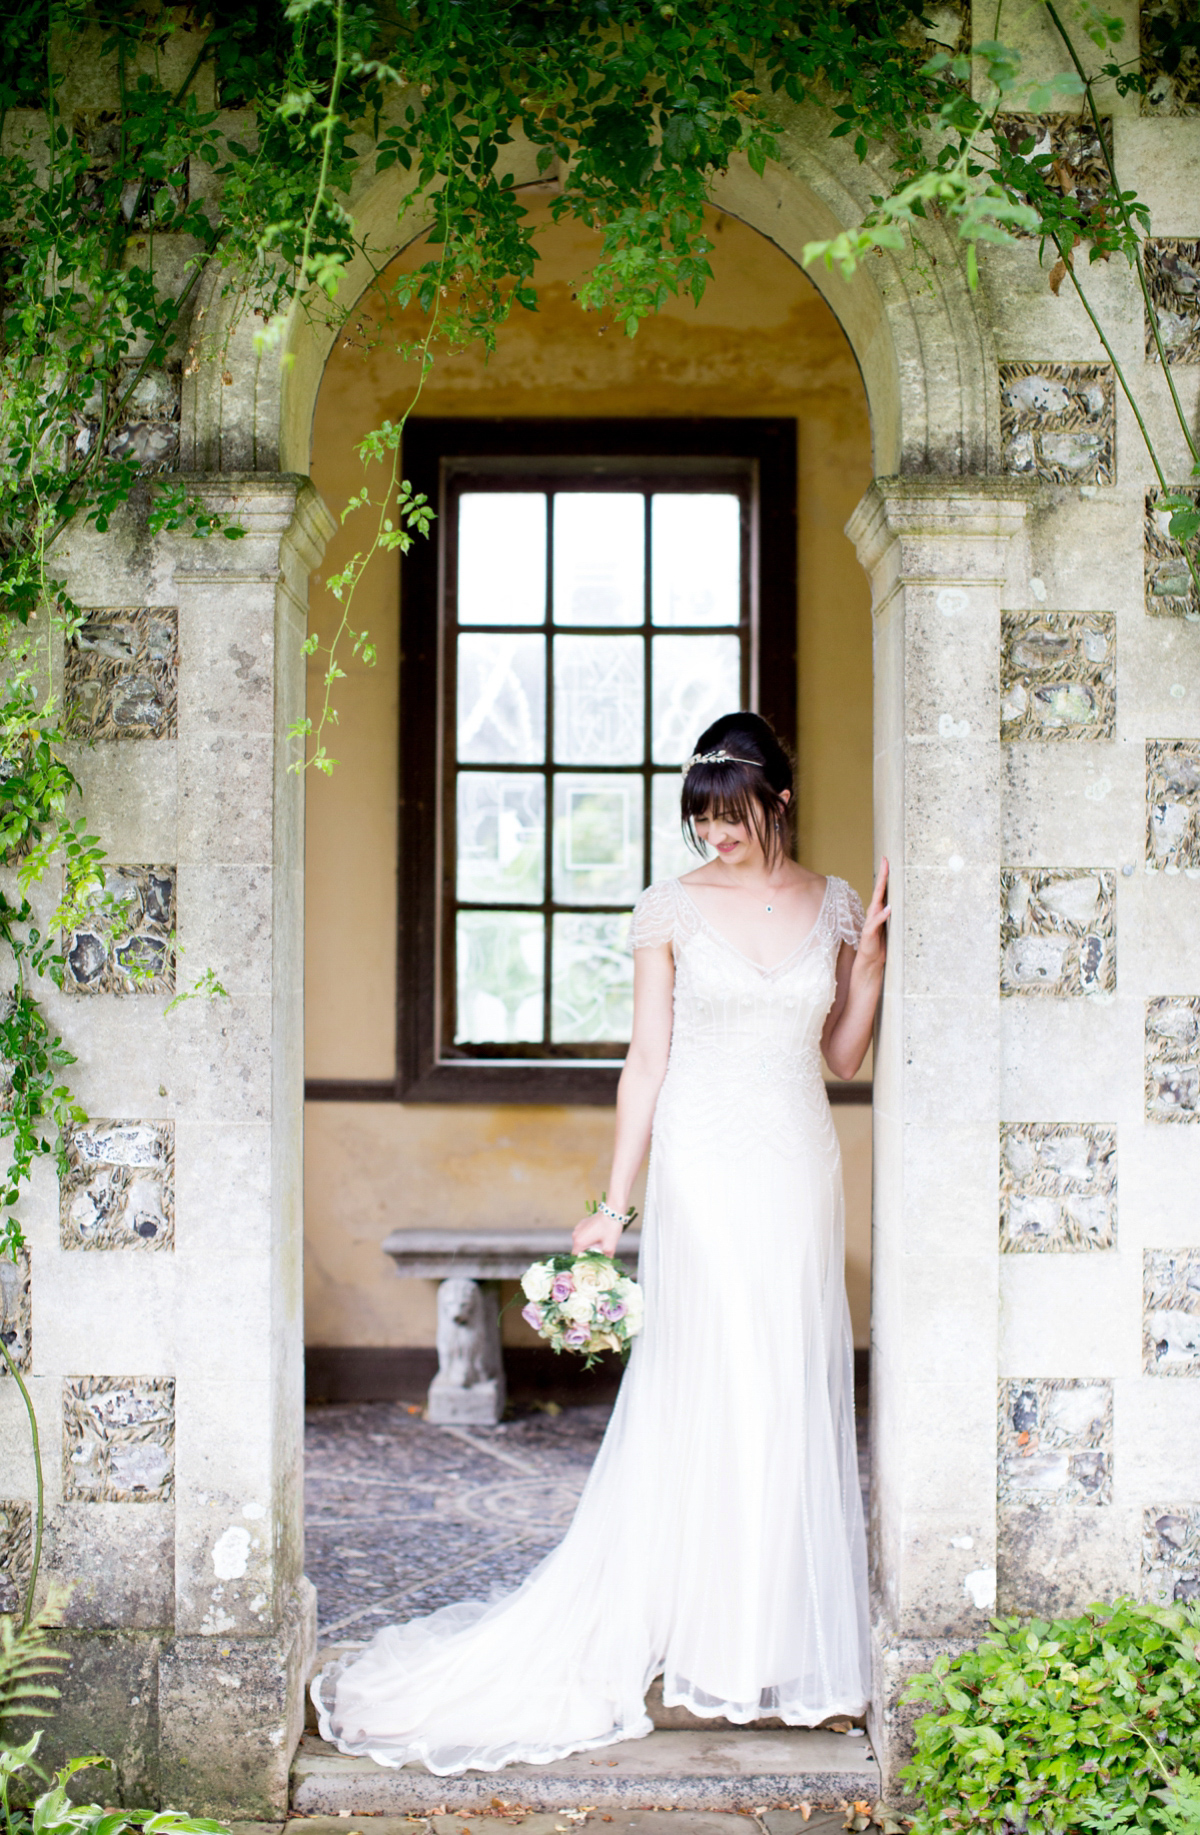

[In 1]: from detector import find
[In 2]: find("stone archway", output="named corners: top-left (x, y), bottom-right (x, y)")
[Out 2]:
top-left (184, 110), bottom-right (999, 482)
top-left (37, 109), bottom-right (1033, 1813)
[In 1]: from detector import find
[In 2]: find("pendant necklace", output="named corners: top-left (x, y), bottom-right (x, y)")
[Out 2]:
top-left (720, 867), bottom-right (778, 914)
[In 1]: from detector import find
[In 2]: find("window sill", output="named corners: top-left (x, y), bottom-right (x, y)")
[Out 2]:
top-left (304, 1072), bottom-right (873, 1106)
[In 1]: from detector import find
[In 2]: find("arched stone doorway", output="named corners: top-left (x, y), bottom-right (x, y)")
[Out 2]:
top-left (277, 140), bottom-right (1024, 1799)
top-left (42, 123), bottom-right (1039, 1812)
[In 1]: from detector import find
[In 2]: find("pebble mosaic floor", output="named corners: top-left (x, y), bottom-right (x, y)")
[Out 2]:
top-left (305, 1400), bottom-right (870, 1646)
top-left (306, 1403), bottom-right (612, 1642)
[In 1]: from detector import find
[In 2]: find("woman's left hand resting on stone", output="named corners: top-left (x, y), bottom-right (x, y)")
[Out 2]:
top-left (821, 856), bottom-right (889, 1082)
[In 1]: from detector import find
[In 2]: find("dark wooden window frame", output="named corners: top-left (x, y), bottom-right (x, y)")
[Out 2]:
top-left (304, 416), bottom-right (873, 1108)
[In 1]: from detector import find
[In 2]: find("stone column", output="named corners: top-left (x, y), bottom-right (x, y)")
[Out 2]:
top-left (0, 477), bottom-right (333, 1816)
top-left (847, 479), bottom-right (1031, 1796)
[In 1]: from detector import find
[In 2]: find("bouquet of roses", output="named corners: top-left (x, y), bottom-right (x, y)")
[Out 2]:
top-left (519, 1250), bottom-right (644, 1367)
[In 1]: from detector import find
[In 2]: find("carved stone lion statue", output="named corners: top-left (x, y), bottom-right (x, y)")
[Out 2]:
top-left (434, 1277), bottom-right (502, 1392)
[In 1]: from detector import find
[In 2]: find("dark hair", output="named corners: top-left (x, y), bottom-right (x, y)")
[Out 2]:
top-left (680, 711), bottom-right (795, 867)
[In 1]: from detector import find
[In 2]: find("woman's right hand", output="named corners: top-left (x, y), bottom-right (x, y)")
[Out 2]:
top-left (572, 1212), bottom-right (624, 1257)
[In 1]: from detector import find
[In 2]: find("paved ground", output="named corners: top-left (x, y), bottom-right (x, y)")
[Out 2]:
top-left (305, 1403), bottom-right (613, 1643)
top-left (305, 1399), bottom-right (870, 1647)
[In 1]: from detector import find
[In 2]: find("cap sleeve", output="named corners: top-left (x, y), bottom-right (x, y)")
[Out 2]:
top-left (833, 877), bottom-right (866, 949)
top-left (629, 880), bottom-right (677, 952)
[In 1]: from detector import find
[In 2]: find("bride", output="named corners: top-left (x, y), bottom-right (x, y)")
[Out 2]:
top-left (315, 710), bottom-right (890, 1775)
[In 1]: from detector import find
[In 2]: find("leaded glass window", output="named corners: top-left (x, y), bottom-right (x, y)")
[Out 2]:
top-left (446, 475), bottom-right (751, 1061)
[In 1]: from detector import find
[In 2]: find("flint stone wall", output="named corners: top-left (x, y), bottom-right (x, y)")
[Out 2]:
top-left (0, 478), bottom-right (332, 1815)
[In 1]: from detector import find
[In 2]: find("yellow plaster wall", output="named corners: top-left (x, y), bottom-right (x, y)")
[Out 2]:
top-left (303, 200), bottom-right (875, 1348)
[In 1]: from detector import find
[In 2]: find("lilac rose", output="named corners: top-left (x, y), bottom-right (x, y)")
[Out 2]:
top-left (564, 1323), bottom-right (591, 1349)
top-left (551, 1272), bottom-right (575, 1301)
top-left (599, 1296), bottom-right (626, 1321)
top-left (521, 1302), bottom-right (544, 1331)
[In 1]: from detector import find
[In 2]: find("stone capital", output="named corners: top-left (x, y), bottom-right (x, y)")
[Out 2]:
top-left (847, 476), bottom-right (1034, 608)
top-left (170, 475), bottom-right (335, 589)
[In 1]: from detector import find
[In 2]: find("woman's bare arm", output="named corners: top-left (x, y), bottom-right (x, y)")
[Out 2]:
top-left (822, 858), bottom-right (889, 1082)
top-left (572, 941), bottom-right (675, 1256)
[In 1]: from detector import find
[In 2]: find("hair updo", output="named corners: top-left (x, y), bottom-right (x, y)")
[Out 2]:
top-left (680, 711), bottom-right (795, 867)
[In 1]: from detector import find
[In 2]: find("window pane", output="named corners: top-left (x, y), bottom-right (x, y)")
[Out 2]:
top-left (554, 635), bottom-right (643, 763)
top-left (551, 912), bottom-right (633, 1043)
top-left (553, 774), bottom-right (644, 906)
top-left (455, 911), bottom-right (544, 1043)
top-left (553, 494), bottom-right (643, 626)
top-left (651, 494), bottom-right (740, 626)
top-left (652, 771), bottom-right (709, 881)
top-left (651, 633), bottom-right (741, 765)
top-left (457, 773), bottom-right (544, 905)
top-left (457, 494), bottom-right (546, 625)
top-left (458, 634), bottom-right (546, 763)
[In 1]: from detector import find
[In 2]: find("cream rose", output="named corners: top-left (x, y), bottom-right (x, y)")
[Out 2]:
top-left (562, 1290), bottom-right (596, 1325)
top-left (573, 1258), bottom-right (617, 1294)
top-left (521, 1261), bottom-right (555, 1303)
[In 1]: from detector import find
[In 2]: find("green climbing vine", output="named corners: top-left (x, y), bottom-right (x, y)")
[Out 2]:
top-left (802, 1), bottom-right (1200, 593)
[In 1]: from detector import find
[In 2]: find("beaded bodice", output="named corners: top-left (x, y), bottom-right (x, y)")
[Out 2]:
top-left (630, 875), bottom-right (864, 1153)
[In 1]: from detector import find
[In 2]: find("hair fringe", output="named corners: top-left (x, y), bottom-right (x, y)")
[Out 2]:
top-left (680, 759), bottom-right (792, 868)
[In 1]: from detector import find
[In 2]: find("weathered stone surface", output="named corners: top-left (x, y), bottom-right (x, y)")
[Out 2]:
top-left (43, 1632), bottom-right (162, 1808)
top-left (62, 1375), bottom-right (175, 1502)
top-left (849, 481), bottom-right (1022, 1799)
top-left (72, 109), bottom-right (189, 227)
top-left (1145, 996), bottom-right (1200, 1122)
top-left (159, 1582), bottom-right (316, 1819)
top-left (44, 1502), bottom-right (175, 1628)
top-left (998, 1505), bottom-right (1136, 1616)
top-left (0, 1247), bottom-right (31, 1372)
top-left (14, 460), bottom-right (326, 1807)
top-left (0, 1497), bottom-right (32, 1616)
top-left (63, 864), bottom-right (176, 996)
top-left (61, 1119), bottom-right (174, 1250)
top-left (68, 346), bottom-right (181, 474)
top-left (1143, 1248), bottom-right (1200, 1374)
top-left (1146, 739), bottom-right (1200, 869)
top-left (1145, 238), bottom-right (1200, 363)
top-left (1000, 868), bottom-right (1116, 997)
top-left (1143, 1504), bottom-right (1200, 1603)
top-left (866, 1630), bottom-right (972, 1812)
top-left (1144, 491), bottom-right (1200, 619)
top-left (997, 1378), bottom-right (1113, 1506)
top-left (1141, 1), bottom-right (1200, 116)
top-left (65, 607), bottom-right (178, 739)
top-left (1000, 362), bottom-right (1114, 486)
top-left (1000, 1122), bottom-right (1116, 1252)
top-left (289, 1727), bottom-right (879, 1815)
top-left (108, 362), bottom-right (181, 472)
top-left (995, 115), bottom-right (1112, 220)
top-left (1000, 612), bottom-right (1115, 742)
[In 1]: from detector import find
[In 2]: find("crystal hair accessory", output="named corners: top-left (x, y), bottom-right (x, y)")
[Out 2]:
top-left (681, 749), bottom-right (760, 775)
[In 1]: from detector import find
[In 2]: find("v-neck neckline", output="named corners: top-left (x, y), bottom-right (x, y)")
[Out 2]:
top-left (675, 875), bottom-right (833, 977)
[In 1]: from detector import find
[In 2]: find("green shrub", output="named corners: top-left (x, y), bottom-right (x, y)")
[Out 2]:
top-left (900, 1598), bottom-right (1200, 1834)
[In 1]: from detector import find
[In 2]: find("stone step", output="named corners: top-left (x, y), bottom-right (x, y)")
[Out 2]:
top-left (265, 1810), bottom-right (851, 1835)
top-left (290, 1728), bottom-right (879, 1814)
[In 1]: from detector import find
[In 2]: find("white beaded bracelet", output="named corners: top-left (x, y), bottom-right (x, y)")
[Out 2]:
top-left (595, 1198), bottom-right (636, 1226)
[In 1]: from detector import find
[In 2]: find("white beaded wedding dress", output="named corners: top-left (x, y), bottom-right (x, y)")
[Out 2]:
top-left (314, 873), bottom-right (869, 1773)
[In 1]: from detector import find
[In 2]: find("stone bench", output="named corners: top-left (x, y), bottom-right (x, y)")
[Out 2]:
top-left (381, 1229), bottom-right (641, 1425)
